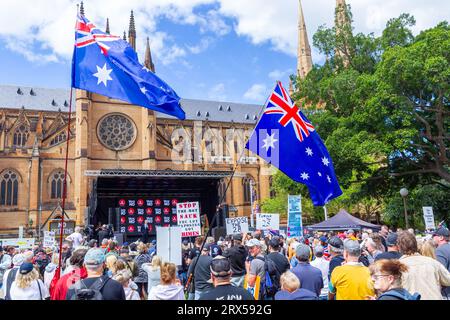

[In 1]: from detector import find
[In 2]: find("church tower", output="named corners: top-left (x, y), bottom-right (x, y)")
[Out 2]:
top-left (144, 37), bottom-right (155, 73)
top-left (297, 0), bottom-right (313, 79)
top-left (128, 11), bottom-right (136, 51)
top-left (335, 0), bottom-right (352, 66)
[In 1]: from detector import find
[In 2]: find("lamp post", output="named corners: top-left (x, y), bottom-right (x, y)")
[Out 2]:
top-left (400, 188), bottom-right (409, 229)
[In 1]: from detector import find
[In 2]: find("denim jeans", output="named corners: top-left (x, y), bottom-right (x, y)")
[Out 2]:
top-left (195, 290), bottom-right (210, 300)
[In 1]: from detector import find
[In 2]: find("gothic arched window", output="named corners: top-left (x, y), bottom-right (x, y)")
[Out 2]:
top-left (0, 169), bottom-right (19, 206)
top-left (243, 177), bottom-right (256, 203)
top-left (13, 125), bottom-right (29, 147)
top-left (50, 132), bottom-right (66, 146)
top-left (50, 170), bottom-right (65, 199)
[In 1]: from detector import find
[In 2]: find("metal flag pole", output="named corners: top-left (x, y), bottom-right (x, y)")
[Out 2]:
top-left (323, 205), bottom-right (328, 220)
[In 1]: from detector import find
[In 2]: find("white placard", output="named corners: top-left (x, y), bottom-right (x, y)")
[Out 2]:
top-left (43, 231), bottom-right (56, 248)
top-left (0, 238), bottom-right (35, 249)
top-left (422, 207), bottom-right (436, 230)
top-left (156, 226), bottom-right (182, 265)
top-left (226, 217), bottom-right (249, 235)
top-left (256, 213), bottom-right (280, 231)
top-left (176, 201), bottom-right (201, 238)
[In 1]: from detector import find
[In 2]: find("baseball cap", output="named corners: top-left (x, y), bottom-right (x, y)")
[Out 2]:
top-left (386, 233), bottom-right (398, 247)
top-left (210, 256), bottom-right (232, 277)
top-left (319, 236), bottom-right (328, 243)
top-left (433, 227), bottom-right (450, 238)
top-left (346, 229), bottom-right (355, 235)
top-left (246, 238), bottom-right (261, 248)
top-left (328, 236), bottom-right (344, 249)
top-left (233, 234), bottom-right (243, 242)
top-left (313, 245), bottom-right (324, 255)
top-left (19, 262), bottom-right (34, 275)
top-left (84, 248), bottom-right (106, 266)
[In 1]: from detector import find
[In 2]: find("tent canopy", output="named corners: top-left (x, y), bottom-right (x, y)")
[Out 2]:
top-left (305, 209), bottom-right (381, 231)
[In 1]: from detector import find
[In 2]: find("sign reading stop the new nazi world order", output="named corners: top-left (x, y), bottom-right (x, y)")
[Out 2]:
top-left (226, 217), bottom-right (249, 235)
top-left (176, 201), bottom-right (201, 238)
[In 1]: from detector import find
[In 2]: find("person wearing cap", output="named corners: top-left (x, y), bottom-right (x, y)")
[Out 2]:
top-left (398, 231), bottom-right (450, 300)
top-left (245, 238), bottom-right (266, 299)
top-left (222, 234), bottom-right (248, 288)
top-left (375, 233), bottom-right (402, 261)
top-left (187, 243), bottom-right (214, 300)
top-left (1, 253), bottom-right (25, 300)
top-left (329, 240), bottom-right (374, 300)
top-left (199, 256), bottom-right (254, 300)
top-left (10, 262), bottom-right (49, 300)
top-left (291, 244), bottom-right (322, 297)
top-left (433, 227), bottom-right (450, 298)
top-left (346, 229), bottom-right (357, 241)
top-left (310, 245), bottom-right (330, 300)
top-left (65, 248), bottom-right (125, 300)
top-left (327, 236), bottom-right (345, 280)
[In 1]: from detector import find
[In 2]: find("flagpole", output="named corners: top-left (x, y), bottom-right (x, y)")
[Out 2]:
top-left (323, 205), bottom-right (328, 221)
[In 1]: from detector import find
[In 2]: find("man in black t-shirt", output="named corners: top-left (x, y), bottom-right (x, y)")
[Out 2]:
top-left (266, 237), bottom-right (290, 292)
top-left (66, 248), bottom-right (125, 300)
top-left (375, 233), bottom-right (402, 261)
top-left (200, 256), bottom-right (254, 301)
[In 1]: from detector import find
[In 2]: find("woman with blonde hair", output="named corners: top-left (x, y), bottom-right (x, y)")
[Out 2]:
top-left (105, 254), bottom-right (117, 277)
top-left (134, 241), bottom-right (152, 299)
top-left (148, 262), bottom-right (184, 300)
top-left (43, 252), bottom-right (59, 289)
top-left (419, 239), bottom-right (436, 259)
top-left (369, 259), bottom-right (419, 300)
top-left (10, 262), bottom-right (49, 300)
top-left (113, 269), bottom-right (140, 300)
top-left (142, 255), bottom-right (162, 297)
top-left (275, 271), bottom-right (317, 300)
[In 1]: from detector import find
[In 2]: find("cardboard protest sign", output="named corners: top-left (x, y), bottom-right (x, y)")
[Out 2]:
top-left (256, 213), bottom-right (280, 231)
top-left (176, 201), bottom-right (201, 237)
top-left (225, 217), bottom-right (249, 235)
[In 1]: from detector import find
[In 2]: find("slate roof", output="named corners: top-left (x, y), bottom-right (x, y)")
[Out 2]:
top-left (0, 85), bottom-right (261, 124)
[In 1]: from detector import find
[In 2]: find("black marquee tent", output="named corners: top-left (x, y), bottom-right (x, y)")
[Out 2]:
top-left (305, 209), bottom-right (381, 231)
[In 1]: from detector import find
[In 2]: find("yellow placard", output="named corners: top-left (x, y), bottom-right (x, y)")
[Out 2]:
top-left (243, 275), bottom-right (261, 300)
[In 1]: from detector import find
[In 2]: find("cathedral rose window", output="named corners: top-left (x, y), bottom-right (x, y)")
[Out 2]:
top-left (97, 113), bottom-right (137, 151)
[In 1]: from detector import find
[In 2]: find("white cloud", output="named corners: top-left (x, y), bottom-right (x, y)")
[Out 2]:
top-left (208, 83), bottom-right (227, 101)
top-left (187, 37), bottom-right (214, 54)
top-left (243, 84), bottom-right (267, 102)
top-left (268, 69), bottom-right (294, 81)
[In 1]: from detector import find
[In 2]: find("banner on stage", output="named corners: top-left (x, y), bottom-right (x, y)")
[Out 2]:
top-left (256, 213), bottom-right (280, 231)
top-left (0, 238), bottom-right (35, 249)
top-left (226, 217), bottom-right (249, 235)
top-left (43, 231), bottom-right (56, 248)
top-left (287, 195), bottom-right (302, 238)
top-left (176, 201), bottom-right (201, 237)
top-left (422, 207), bottom-right (436, 230)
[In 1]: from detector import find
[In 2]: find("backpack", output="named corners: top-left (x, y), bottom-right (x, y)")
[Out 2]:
top-left (379, 289), bottom-right (421, 300)
top-left (70, 276), bottom-right (110, 300)
top-left (255, 256), bottom-right (281, 298)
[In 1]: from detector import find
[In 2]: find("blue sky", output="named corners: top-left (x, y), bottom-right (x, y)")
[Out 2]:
top-left (0, 0), bottom-right (448, 105)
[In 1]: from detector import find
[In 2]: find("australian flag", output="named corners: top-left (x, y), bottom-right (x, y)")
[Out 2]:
top-left (71, 13), bottom-right (185, 120)
top-left (246, 81), bottom-right (342, 206)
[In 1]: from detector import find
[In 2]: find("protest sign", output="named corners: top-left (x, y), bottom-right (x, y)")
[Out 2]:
top-left (287, 195), bottom-right (302, 238)
top-left (225, 217), bottom-right (249, 235)
top-left (176, 201), bottom-right (201, 237)
top-left (256, 213), bottom-right (280, 231)
top-left (156, 226), bottom-right (182, 265)
top-left (43, 231), bottom-right (55, 248)
top-left (422, 207), bottom-right (436, 230)
top-left (0, 238), bottom-right (35, 249)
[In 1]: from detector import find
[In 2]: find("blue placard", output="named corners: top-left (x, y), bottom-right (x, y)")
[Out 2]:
top-left (287, 195), bottom-right (302, 238)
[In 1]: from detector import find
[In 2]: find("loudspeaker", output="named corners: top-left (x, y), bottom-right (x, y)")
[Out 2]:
top-left (212, 227), bottom-right (226, 242)
top-left (114, 232), bottom-right (124, 246)
top-left (108, 208), bottom-right (113, 226)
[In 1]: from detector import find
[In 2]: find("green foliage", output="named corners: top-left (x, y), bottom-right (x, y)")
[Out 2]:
top-left (276, 9), bottom-right (450, 228)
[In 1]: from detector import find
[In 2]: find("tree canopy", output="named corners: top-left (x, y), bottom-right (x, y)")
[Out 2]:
top-left (261, 8), bottom-right (449, 228)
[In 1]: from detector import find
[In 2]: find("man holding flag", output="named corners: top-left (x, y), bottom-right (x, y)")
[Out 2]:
top-left (246, 81), bottom-right (342, 207)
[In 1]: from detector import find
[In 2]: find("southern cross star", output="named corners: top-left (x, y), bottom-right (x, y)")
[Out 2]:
top-left (262, 133), bottom-right (278, 151)
top-left (322, 157), bottom-right (330, 166)
top-left (300, 172), bottom-right (309, 180)
top-left (305, 147), bottom-right (313, 156)
top-left (93, 63), bottom-right (113, 87)
top-left (140, 87), bottom-right (147, 94)
top-left (327, 175), bottom-right (332, 183)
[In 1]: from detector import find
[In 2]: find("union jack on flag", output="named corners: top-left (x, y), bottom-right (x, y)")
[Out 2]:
top-left (264, 81), bottom-right (315, 142)
top-left (71, 13), bottom-right (185, 120)
top-left (245, 81), bottom-right (342, 206)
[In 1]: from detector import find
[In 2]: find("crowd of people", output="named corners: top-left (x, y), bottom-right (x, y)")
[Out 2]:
top-left (0, 223), bottom-right (449, 301)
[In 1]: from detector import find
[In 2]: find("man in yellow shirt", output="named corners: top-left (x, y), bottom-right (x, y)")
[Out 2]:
top-left (329, 240), bottom-right (374, 300)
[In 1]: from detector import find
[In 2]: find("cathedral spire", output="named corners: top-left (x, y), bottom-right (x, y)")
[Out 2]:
top-left (123, 31), bottom-right (127, 41)
top-left (128, 10), bottom-right (136, 51)
top-left (335, 0), bottom-right (352, 67)
top-left (297, 0), bottom-right (313, 79)
top-left (144, 37), bottom-right (155, 73)
top-left (80, 1), bottom-right (85, 16)
top-left (105, 18), bottom-right (110, 34)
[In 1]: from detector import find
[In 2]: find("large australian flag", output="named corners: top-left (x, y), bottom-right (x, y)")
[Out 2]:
top-left (246, 81), bottom-right (342, 206)
top-left (71, 13), bottom-right (185, 120)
